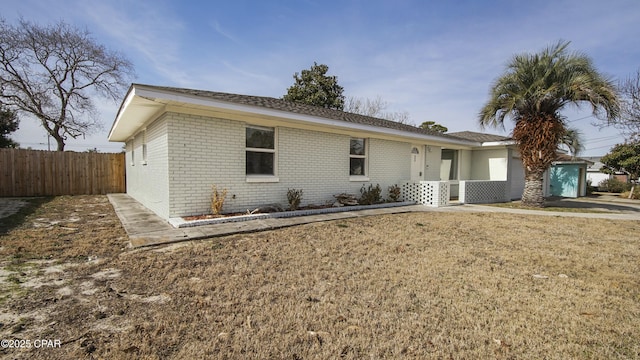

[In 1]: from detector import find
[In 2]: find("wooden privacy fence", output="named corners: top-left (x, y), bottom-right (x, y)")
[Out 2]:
top-left (0, 149), bottom-right (125, 196)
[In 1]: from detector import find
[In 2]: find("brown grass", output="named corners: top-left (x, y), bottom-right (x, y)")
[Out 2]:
top-left (0, 195), bottom-right (128, 260)
top-left (0, 196), bottom-right (639, 359)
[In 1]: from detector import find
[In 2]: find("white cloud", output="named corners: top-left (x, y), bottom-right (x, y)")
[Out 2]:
top-left (211, 20), bottom-right (243, 45)
top-left (76, 1), bottom-right (193, 87)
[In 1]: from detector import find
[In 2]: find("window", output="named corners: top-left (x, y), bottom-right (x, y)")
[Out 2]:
top-left (129, 140), bottom-right (135, 166)
top-left (441, 149), bottom-right (458, 180)
top-left (246, 125), bottom-right (276, 176)
top-left (349, 138), bottom-right (367, 176)
top-left (141, 129), bottom-right (148, 165)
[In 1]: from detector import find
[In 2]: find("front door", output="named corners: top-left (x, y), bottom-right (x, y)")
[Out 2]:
top-left (410, 145), bottom-right (425, 182)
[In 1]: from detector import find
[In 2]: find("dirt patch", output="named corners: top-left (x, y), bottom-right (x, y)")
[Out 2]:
top-left (0, 195), bottom-right (639, 359)
top-left (0, 195), bottom-right (128, 260)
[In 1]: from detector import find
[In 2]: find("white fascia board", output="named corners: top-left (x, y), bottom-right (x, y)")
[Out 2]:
top-left (481, 140), bottom-right (517, 147)
top-left (132, 85), bottom-right (478, 147)
top-left (108, 87), bottom-right (166, 142)
top-left (108, 86), bottom-right (137, 141)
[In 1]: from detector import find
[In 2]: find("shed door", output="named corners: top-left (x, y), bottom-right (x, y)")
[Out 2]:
top-left (410, 145), bottom-right (424, 182)
top-left (550, 165), bottom-right (579, 197)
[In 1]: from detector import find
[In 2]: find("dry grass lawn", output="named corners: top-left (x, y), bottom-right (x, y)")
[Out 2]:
top-left (0, 195), bottom-right (639, 359)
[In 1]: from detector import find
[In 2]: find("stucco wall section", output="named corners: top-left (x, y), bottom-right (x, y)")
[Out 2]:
top-left (162, 113), bottom-right (413, 218)
top-left (470, 148), bottom-right (509, 180)
top-left (125, 115), bottom-right (170, 218)
top-left (424, 146), bottom-right (441, 180)
top-left (458, 150), bottom-right (472, 180)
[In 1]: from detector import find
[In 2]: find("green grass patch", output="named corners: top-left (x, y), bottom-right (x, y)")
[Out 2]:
top-left (0, 273), bottom-right (29, 305)
top-left (4, 259), bottom-right (39, 273)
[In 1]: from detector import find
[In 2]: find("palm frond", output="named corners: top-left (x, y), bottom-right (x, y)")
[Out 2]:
top-left (561, 128), bottom-right (584, 158)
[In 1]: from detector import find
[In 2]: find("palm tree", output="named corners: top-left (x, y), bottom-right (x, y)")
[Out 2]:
top-left (561, 128), bottom-right (584, 159)
top-left (479, 41), bottom-right (619, 207)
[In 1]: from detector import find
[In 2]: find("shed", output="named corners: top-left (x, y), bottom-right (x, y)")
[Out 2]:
top-left (544, 154), bottom-right (593, 198)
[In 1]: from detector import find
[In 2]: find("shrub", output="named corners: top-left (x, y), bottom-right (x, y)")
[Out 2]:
top-left (287, 188), bottom-right (303, 211)
top-left (211, 185), bottom-right (228, 215)
top-left (359, 184), bottom-right (382, 205)
top-left (598, 178), bottom-right (630, 193)
top-left (586, 179), bottom-right (596, 195)
top-left (387, 184), bottom-right (402, 202)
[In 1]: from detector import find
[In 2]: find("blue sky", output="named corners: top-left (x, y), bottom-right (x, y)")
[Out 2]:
top-left (4, 0), bottom-right (640, 156)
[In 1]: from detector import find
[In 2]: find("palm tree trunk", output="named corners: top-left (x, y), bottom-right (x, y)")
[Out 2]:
top-left (521, 169), bottom-right (545, 207)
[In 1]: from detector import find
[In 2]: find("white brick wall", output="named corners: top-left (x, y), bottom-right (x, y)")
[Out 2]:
top-left (158, 113), bottom-right (413, 218)
top-left (277, 127), bottom-right (352, 206)
top-left (125, 116), bottom-right (170, 218)
top-left (166, 113), bottom-right (244, 217)
top-left (368, 138), bottom-right (411, 193)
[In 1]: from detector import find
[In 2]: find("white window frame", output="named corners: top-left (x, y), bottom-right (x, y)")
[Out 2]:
top-left (246, 125), bottom-right (279, 182)
top-left (349, 137), bottom-right (369, 181)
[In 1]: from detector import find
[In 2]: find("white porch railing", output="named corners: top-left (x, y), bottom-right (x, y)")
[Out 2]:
top-left (402, 181), bottom-right (450, 207)
top-left (459, 180), bottom-right (509, 204)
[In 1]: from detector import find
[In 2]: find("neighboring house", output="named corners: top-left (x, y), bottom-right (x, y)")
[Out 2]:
top-left (584, 156), bottom-right (611, 187)
top-left (583, 156), bottom-right (629, 188)
top-left (108, 84), bottom-right (524, 221)
top-left (544, 154), bottom-right (593, 198)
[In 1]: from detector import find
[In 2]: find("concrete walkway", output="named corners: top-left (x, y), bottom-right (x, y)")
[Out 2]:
top-left (108, 194), bottom-right (430, 248)
top-left (107, 193), bottom-right (640, 248)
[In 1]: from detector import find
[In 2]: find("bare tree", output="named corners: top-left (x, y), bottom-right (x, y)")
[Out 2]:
top-left (614, 69), bottom-right (640, 141)
top-left (0, 18), bottom-right (134, 151)
top-left (344, 95), bottom-right (410, 124)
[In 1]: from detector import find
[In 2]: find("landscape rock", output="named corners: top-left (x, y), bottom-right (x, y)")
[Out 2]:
top-left (250, 204), bottom-right (284, 214)
top-left (333, 193), bottom-right (359, 206)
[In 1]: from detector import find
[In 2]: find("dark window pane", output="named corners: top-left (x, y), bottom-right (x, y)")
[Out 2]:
top-left (350, 158), bottom-right (365, 176)
top-left (246, 127), bottom-right (274, 149)
top-left (350, 138), bottom-right (365, 155)
top-left (246, 151), bottom-right (274, 175)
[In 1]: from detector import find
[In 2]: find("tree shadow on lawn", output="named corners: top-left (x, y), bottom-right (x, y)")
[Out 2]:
top-left (0, 197), bottom-right (53, 236)
top-left (544, 197), bottom-right (640, 213)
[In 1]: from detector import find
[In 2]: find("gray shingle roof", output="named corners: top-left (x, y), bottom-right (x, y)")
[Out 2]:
top-left (448, 131), bottom-right (512, 143)
top-left (135, 84), bottom-right (467, 141)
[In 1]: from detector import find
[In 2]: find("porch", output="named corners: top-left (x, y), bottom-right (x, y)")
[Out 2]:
top-left (401, 180), bottom-right (510, 206)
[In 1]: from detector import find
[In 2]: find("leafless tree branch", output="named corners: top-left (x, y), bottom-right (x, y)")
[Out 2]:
top-left (0, 18), bottom-right (134, 150)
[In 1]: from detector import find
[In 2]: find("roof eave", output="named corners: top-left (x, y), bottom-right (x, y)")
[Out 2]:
top-left (108, 84), bottom-right (479, 147)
